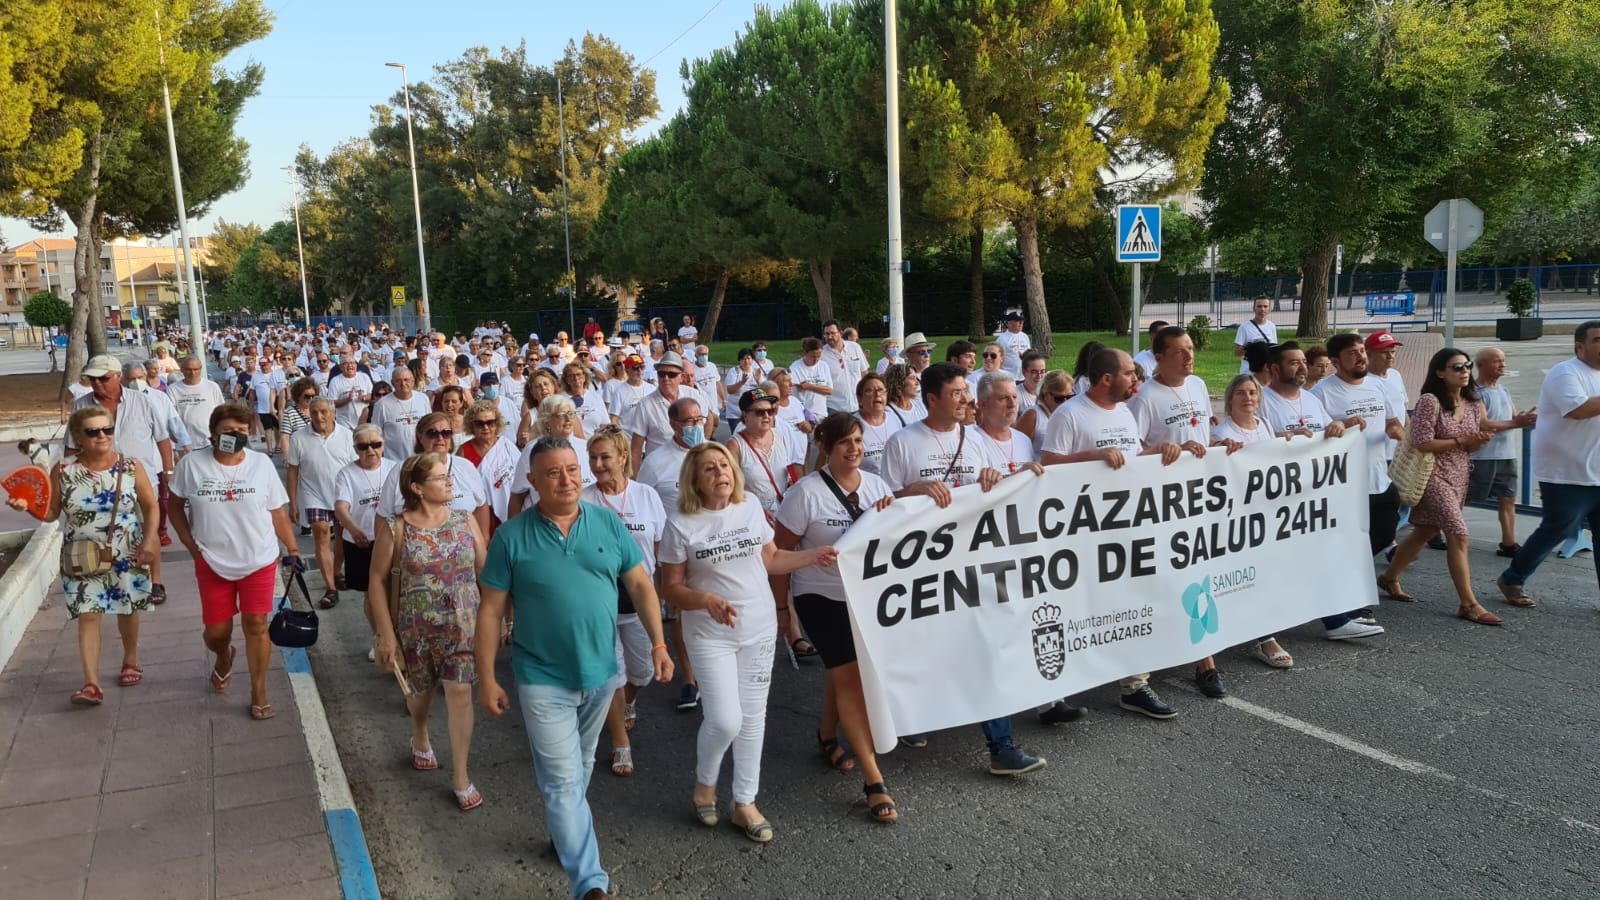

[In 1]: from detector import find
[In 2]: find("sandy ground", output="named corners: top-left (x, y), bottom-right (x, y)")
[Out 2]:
top-left (0, 372), bottom-right (68, 425)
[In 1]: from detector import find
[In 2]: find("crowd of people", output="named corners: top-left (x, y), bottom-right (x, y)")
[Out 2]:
top-left (17, 309), bottom-right (1600, 900)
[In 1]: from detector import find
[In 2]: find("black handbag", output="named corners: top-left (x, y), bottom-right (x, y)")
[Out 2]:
top-left (268, 569), bottom-right (319, 648)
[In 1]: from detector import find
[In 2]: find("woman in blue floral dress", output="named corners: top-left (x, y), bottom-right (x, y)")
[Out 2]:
top-left (8, 406), bottom-right (160, 705)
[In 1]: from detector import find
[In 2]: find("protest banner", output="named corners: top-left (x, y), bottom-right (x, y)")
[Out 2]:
top-left (834, 432), bottom-right (1377, 753)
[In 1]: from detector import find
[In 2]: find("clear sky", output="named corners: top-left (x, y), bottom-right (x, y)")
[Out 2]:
top-left (4, 0), bottom-right (759, 245)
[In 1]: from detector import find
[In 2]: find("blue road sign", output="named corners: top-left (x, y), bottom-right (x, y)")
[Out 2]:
top-left (1116, 205), bottom-right (1162, 263)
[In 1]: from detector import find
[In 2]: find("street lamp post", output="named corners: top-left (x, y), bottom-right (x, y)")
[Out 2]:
top-left (285, 166), bottom-right (312, 328)
top-left (154, 3), bottom-right (204, 370)
top-left (556, 71), bottom-right (576, 338)
top-left (385, 62), bottom-right (432, 337)
top-left (884, 0), bottom-right (905, 344)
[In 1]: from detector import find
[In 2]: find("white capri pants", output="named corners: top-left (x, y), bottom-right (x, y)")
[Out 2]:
top-left (686, 633), bottom-right (775, 805)
top-left (614, 614), bottom-right (653, 688)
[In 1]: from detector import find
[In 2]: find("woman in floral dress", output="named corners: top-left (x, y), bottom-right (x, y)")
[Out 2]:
top-left (8, 406), bottom-right (159, 705)
top-left (1379, 348), bottom-right (1500, 624)
top-left (367, 452), bottom-right (489, 810)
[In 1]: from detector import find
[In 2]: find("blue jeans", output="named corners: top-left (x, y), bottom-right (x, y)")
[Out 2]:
top-left (518, 675), bottom-right (624, 900)
top-left (979, 717), bottom-right (1012, 754)
top-left (1501, 482), bottom-right (1600, 593)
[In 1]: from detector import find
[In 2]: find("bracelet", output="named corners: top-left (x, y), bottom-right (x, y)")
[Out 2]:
top-left (651, 643), bottom-right (667, 652)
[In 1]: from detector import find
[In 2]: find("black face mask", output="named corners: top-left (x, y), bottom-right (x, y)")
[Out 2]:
top-left (216, 432), bottom-right (248, 454)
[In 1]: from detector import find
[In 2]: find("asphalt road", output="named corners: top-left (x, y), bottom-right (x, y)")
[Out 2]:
top-left (305, 500), bottom-right (1600, 900)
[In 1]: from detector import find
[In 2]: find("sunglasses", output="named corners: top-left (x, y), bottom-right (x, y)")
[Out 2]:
top-left (82, 426), bottom-right (115, 438)
top-left (983, 354), bottom-right (1000, 360)
top-left (657, 370), bottom-right (682, 379)
top-left (471, 419), bottom-right (498, 429)
top-left (1448, 362), bottom-right (1474, 373)
top-left (423, 428), bottom-right (454, 439)
top-left (908, 349), bottom-right (931, 356)
top-left (749, 408), bottom-right (777, 417)
top-left (1049, 393), bottom-right (1071, 403)
top-left (90, 373), bottom-right (117, 383)
top-left (355, 441), bottom-right (383, 451)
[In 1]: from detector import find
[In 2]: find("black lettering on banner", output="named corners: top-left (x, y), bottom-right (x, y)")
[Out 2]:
top-left (1169, 513), bottom-right (1268, 569)
top-left (1312, 452), bottom-right (1349, 489)
top-left (1243, 461), bottom-right (1304, 504)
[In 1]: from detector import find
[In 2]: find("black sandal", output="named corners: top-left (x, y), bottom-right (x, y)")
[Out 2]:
top-left (150, 583), bottom-right (167, 606)
top-left (863, 781), bottom-right (899, 825)
top-left (318, 590), bottom-right (339, 610)
top-left (790, 637), bottom-right (819, 658)
top-left (817, 730), bottom-right (855, 772)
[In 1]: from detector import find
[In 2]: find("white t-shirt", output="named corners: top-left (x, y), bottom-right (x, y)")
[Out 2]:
top-left (789, 358), bottom-right (832, 418)
top-left (570, 392), bottom-right (610, 437)
top-left (501, 374), bottom-right (527, 409)
top-left (605, 379), bottom-right (653, 423)
top-left (369, 392), bottom-right (432, 462)
top-left (820, 344), bottom-right (860, 414)
top-left (1040, 393), bottom-right (1142, 459)
top-left (1472, 383), bottom-right (1516, 461)
top-left (1128, 375), bottom-right (1214, 448)
top-left (327, 372), bottom-right (374, 429)
top-left (165, 379), bottom-right (223, 449)
top-left (1234, 319), bottom-right (1278, 374)
top-left (1371, 369), bottom-right (1409, 460)
top-left (249, 371), bottom-right (284, 415)
top-left (582, 481), bottom-right (666, 573)
top-left (995, 330), bottom-right (1031, 375)
top-left (510, 434), bottom-right (594, 497)
top-left (377, 454), bottom-right (488, 518)
top-left (467, 436), bottom-right (521, 522)
top-left (777, 468), bottom-right (891, 599)
top-left (287, 426), bottom-right (357, 510)
top-left (621, 391), bottom-right (675, 457)
top-left (723, 367), bottom-right (765, 419)
top-left (659, 500), bottom-right (775, 645)
top-left (170, 450), bottom-right (288, 580)
top-left (1212, 416), bottom-right (1277, 446)
top-left (1260, 386), bottom-right (1334, 436)
top-left (635, 441), bottom-right (690, 512)
top-left (854, 413), bottom-right (903, 476)
top-left (967, 424), bottom-right (1036, 474)
top-left (1132, 348), bottom-right (1158, 378)
top-left (1311, 376), bottom-right (1395, 494)
top-left (731, 429), bottom-right (792, 512)
top-left (334, 458), bottom-right (396, 542)
top-left (1532, 356), bottom-right (1600, 485)
top-left (879, 421), bottom-right (979, 491)
top-left (887, 398), bottom-right (927, 429)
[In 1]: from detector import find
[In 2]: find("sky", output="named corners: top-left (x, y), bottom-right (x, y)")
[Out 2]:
top-left (3, 0), bottom-right (760, 245)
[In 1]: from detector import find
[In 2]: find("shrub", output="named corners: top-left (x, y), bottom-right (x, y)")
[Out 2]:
top-left (1504, 278), bottom-right (1536, 318)
top-left (1186, 315), bottom-right (1213, 351)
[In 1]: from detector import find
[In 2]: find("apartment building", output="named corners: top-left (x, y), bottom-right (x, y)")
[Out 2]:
top-left (0, 236), bottom-right (212, 328)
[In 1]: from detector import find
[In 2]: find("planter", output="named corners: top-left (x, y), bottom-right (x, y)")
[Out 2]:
top-left (1496, 317), bottom-right (1543, 341)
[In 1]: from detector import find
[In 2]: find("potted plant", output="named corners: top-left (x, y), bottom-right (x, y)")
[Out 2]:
top-left (1496, 277), bottom-right (1542, 341)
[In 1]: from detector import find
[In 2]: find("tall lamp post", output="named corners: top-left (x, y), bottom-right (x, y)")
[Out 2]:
top-left (155, 3), bottom-right (204, 370)
top-left (883, 0), bottom-right (905, 344)
top-left (555, 70), bottom-right (576, 337)
top-left (385, 62), bottom-right (432, 336)
top-left (285, 166), bottom-right (312, 328)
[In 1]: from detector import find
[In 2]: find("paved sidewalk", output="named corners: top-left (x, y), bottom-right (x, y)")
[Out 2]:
top-left (0, 546), bottom-right (346, 899)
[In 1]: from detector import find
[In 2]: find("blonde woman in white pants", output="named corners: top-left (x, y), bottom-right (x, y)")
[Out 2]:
top-left (659, 442), bottom-right (837, 843)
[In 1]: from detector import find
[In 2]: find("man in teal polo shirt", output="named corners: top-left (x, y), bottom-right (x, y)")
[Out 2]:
top-left (477, 436), bottom-right (673, 900)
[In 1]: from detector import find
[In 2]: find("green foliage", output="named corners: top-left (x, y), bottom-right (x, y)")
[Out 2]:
top-left (23, 291), bottom-right (71, 328)
top-left (1504, 278), bottom-right (1537, 318)
top-left (1186, 315), bottom-right (1213, 351)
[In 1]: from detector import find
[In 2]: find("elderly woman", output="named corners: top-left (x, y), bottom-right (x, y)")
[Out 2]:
top-left (723, 348), bottom-right (763, 420)
top-left (1379, 348), bottom-right (1500, 625)
top-left (170, 403), bottom-right (304, 720)
top-left (278, 376), bottom-right (319, 438)
top-left (605, 352), bottom-right (654, 426)
top-left (659, 442), bottom-right (838, 843)
top-left (287, 397), bottom-right (357, 608)
top-left (853, 373), bottom-right (901, 476)
top-left (874, 337), bottom-right (902, 375)
top-left (561, 361), bottom-right (609, 437)
top-left (433, 384), bottom-right (471, 449)
top-left (508, 395), bottom-right (593, 518)
top-left (516, 369), bottom-right (562, 447)
top-left (883, 363), bottom-right (925, 426)
top-left (378, 412), bottom-right (491, 537)
top-left (769, 369), bottom-right (812, 468)
top-left (776, 412), bottom-right (898, 823)
top-left (459, 398), bottom-right (519, 532)
top-left (367, 452), bottom-right (488, 811)
top-left (582, 425), bottom-right (669, 777)
top-left (8, 406), bottom-right (159, 704)
top-left (335, 424), bottom-right (397, 611)
top-left (1018, 370), bottom-right (1073, 456)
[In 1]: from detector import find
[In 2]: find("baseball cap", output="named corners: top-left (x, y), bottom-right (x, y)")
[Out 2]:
top-left (1364, 332), bottom-right (1403, 350)
top-left (479, 372), bottom-right (499, 386)
top-left (739, 387), bottom-right (779, 412)
top-left (623, 353), bottom-right (646, 369)
top-left (1003, 311), bottom-right (1024, 322)
top-left (83, 354), bottom-right (120, 377)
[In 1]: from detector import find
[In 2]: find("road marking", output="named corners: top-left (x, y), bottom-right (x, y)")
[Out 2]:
top-left (1217, 693), bottom-right (1600, 840)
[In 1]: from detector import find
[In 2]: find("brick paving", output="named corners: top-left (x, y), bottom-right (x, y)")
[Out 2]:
top-left (0, 546), bottom-right (343, 899)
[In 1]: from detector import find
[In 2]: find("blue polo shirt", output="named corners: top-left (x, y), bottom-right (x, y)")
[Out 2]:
top-left (481, 501), bottom-right (643, 691)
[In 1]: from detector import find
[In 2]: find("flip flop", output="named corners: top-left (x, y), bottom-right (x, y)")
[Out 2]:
top-left (410, 738), bottom-right (439, 771)
top-left (454, 784), bottom-right (484, 811)
top-left (210, 646), bottom-right (236, 693)
top-left (249, 703), bottom-right (275, 720)
top-left (117, 664), bottom-right (143, 687)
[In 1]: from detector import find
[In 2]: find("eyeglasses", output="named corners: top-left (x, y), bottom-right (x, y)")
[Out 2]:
top-left (983, 353), bottom-right (1000, 360)
top-left (471, 419), bottom-right (499, 429)
top-left (82, 426), bottom-right (115, 438)
top-left (674, 416), bottom-right (707, 426)
top-left (424, 474), bottom-right (454, 484)
top-left (908, 349), bottom-right (931, 357)
top-left (299, 393), bottom-right (316, 401)
top-left (657, 370), bottom-right (682, 379)
top-left (423, 428), bottom-right (454, 439)
top-left (1448, 362), bottom-right (1474, 373)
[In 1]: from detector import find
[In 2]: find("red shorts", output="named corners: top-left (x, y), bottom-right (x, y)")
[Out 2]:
top-left (196, 558), bottom-right (278, 626)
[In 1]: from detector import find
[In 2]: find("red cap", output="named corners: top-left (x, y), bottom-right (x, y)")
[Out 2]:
top-left (1364, 331), bottom-right (1403, 350)
top-left (623, 353), bottom-right (646, 368)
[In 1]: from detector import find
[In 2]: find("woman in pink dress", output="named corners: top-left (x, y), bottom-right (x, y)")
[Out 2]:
top-left (1378, 348), bottom-right (1500, 625)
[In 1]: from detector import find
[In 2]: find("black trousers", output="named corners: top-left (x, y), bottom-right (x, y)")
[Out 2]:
top-left (1369, 483), bottom-right (1400, 556)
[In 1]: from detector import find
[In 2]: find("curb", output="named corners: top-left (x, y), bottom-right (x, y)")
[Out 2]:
top-left (0, 522), bottom-right (63, 672)
top-left (279, 644), bottom-right (381, 900)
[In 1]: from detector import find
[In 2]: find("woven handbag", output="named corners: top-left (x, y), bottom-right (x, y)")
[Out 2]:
top-left (1390, 403), bottom-right (1439, 507)
top-left (61, 457), bottom-right (126, 579)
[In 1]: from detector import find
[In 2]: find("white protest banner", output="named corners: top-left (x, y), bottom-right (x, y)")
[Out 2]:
top-left (835, 432), bottom-right (1377, 753)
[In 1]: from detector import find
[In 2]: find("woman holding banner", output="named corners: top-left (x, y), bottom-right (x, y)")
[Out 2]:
top-left (776, 412), bottom-right (899, 824)
top-left (659, 442), bottom-right (839, 843)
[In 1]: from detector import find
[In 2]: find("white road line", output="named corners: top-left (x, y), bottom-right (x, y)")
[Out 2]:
top-left (1217, 693), bottom-right (1600, 840)
top-left (287, 668), bottom-right (356, 811)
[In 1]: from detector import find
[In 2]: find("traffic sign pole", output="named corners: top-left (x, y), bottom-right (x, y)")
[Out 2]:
top-left (1446, 199), bottom-right (1459, 346)
top-left (1115, 205), bottom-right (1162, 354)
top-left (1424, 198), bottom-right (1482, 347)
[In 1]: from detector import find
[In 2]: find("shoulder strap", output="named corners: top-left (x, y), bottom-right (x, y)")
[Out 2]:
top-left (818, 468), bottom-right (863, 521)
top-left (889, 405), bottom-right (906, 427)
top-left (106, 456), bottom-right (127, 540)
top-left (941, 426), bottom-right (967, 485)
top-left (739, 432), bottom-right (784, 500)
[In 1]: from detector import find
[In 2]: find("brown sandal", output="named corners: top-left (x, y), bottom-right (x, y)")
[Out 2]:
top-left (1457, 606), bottom-right (1503, 626)
top-left (210, 646), bottom-right (236, 693)
top-left (1376, 575), bottom-right (1414, 602)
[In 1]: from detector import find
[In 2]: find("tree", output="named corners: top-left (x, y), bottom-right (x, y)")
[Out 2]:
top-left (0, 1), bottom-right (80, 211)
top-left (23, 291), bottom-right (71, 329)
top-left (902, 0), bottom-right (1229, 355)
top-left (1205, 0), bottom-right (1600, 336)
top-left (0, 0), bottom-right (271, 382)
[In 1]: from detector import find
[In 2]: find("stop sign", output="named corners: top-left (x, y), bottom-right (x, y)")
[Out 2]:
top-left (1424, 199), bottom-right (1483, 253)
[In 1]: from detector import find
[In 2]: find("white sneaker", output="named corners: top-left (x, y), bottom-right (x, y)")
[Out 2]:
top-left (1325, 621), bottom-right (1385, 641)
top-left (367, 647), bottom-right (376, 662)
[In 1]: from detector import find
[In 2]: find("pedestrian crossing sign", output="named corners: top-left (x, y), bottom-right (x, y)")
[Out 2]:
top-left (1116, 205), bottom-right (1162, 263)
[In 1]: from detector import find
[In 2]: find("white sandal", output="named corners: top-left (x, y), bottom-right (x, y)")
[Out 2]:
top-left (1253, 639), bottom-right (1294, 669)
top-left (611, 746), bottom-right (634, 777)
